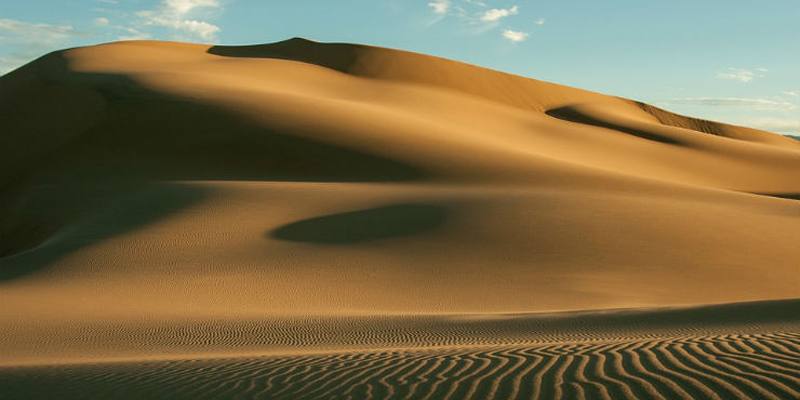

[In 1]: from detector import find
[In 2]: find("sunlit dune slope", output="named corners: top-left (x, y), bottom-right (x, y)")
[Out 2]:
top-left (1, 38), bottom-right (798, 325)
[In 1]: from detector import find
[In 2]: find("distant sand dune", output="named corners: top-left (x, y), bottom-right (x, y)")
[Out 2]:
top-left (1, 38), bottom-right (798, 398)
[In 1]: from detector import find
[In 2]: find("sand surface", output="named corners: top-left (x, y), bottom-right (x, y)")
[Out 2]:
top-left (1, 38), bottom-right (798, 399)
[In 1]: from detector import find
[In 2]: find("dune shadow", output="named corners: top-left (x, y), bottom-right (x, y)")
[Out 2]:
top-left (1, 50), bottom-right (423, 187)
top-left (0, 183), bottom-right (208, 281)
top-left (0, 50), bottom-right (427, 281)
top-left (50, 76), bottom-right (422, 183)
top-left (754, 192), bottom-right (800, 201)
top-left (546, 105), bottom-right (681, 145)
top-left (270, 203), bottom-right (447, 244)
top-left (207, 38), bottom-right (363, 75)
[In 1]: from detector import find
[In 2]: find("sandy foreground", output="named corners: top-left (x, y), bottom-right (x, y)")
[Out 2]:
top-left (0, 38), bottom-right (798, 399)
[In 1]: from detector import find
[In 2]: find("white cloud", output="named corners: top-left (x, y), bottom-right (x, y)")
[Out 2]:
top-left (715, 67), bottom-right (765, 83)
top-left (481, 5), bottom-right (519, 22)
top-left (464, 0), bottom-right (487, 6)
top-left (0, 18), bottom-right (77, 45)
top-left (94, 17), bottom-right (110, 26)
top-left (502, 29), bottom-right (528, 42)
top-left (117, 26), bottom-right (152, 41)
top-left (782, 90), bottom-right (800, 97)
top-left (534, 18), bottom-right (545, 26)
top-left (139, 12), bottom-right (219, 40)
top-left (737, 117), bottom-right (800, 134)
top-left (663, 97), bottom-right (796, 111)
top-left (0, 18), bottom-right (83, 74)
top-left (137, 0), bottom-right (221, 41)
top-left (0, 55), bottom-right (26, 74)
top-left (428, 0), bottom-right (450, 15)
top-left (164, 0), bottom-right (219, 16)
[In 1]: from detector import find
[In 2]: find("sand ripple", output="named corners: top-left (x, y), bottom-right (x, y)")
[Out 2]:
top-left (1, 332), bottom-right (798, 400)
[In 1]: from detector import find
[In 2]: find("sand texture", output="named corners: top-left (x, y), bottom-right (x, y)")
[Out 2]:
top-left (1, 38), bottom-right (798, 399)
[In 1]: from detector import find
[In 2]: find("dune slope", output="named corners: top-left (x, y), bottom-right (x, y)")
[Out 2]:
top-left (0, 39), bottom-right (798, 398)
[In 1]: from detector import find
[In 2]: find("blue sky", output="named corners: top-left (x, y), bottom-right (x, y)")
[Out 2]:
top-left (1, 0), bottom-right (798, 134)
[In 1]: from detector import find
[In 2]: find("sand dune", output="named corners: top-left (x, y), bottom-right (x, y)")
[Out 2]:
top-left (1, 38), bottom-right (798, 398)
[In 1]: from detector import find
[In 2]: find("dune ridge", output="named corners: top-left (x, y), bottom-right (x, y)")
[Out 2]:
top-left (1, 38), bottom-right (798, 398)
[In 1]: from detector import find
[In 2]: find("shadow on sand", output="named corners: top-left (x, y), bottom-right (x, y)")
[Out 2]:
top-left (271, 203), bottom-right (447, 244)
top-left (207, 38), bottom-right (368, 75)
top-left (755, 192), bottom-right (800, 201)
top-left (0, 50), bottom-right (425, 280)
top-left (546, 105), bottom-right (682, 145)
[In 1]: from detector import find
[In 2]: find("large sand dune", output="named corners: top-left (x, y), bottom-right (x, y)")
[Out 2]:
top-left (1, 38), bottom-right (798, 398)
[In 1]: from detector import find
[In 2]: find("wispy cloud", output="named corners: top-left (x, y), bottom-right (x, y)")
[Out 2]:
top-left (481, 5), bottom-right (519, 22)
top-left (428, 0), bottom-right (450, 15)
top-left (463, 0), bottom-right (487, 6)
top-left (716, 67), bottom-right (766, 83)
top-left (0, 18), bottom-right (77, 45)
top-left (502, 29), bottom-right (528, 43)
top-left (782, 90), bottom-right (800, 97)
top-left (425, 1), bottom-right (530, 45)
top-left (662, 97), bottom-right (795, 111)
top-left (0, 0), bottom-right (225, 74)
top-left (0, 18), bottom-right (83, 74)
top-left (136, 0), bottom-right (222, 41)
top-left (117, 26), bottom-right (151, 41)
top-left (737, 117), bottom-right (800, 134)
top-left (0, 55), bottom-right (26, 74)
top-left (534, 18), bottom-right (545, 26)
top-left (164, 0), bottom-right (219, 15)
